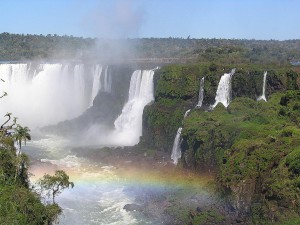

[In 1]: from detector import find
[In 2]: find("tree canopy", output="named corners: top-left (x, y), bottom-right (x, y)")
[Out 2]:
top-left (39, 170), bottom-right (74, 204)
top-left (1, 32), bottom-right (300, 66)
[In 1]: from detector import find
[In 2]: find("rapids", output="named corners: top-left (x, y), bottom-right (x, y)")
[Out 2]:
top-left (25, 135), bottom-right (213, 225)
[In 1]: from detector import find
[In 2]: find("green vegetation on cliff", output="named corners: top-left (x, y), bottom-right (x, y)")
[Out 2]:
top-left (143, 63), bottom-right (300, 223)
top-left (143, 64), bottom-right (299, 152)
top-left (182, 91), bottom-right (300, 223)
top-left (0, 132), bottom-right (62, 224)
top-left (143, 64), bottom-right (205, 151)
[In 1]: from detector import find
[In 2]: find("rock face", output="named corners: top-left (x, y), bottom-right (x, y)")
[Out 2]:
top-left (141, 63), bottom-right (300, 223)
top-left (142, 65), bottom-right (201, 151)
top-left (123, 204), bottom-right (144, 212)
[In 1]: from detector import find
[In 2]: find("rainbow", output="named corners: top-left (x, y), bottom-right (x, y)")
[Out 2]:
top-left (29, 159), bottom-right (214, 191)
top-left (29, 158), bottom-right (215, 224)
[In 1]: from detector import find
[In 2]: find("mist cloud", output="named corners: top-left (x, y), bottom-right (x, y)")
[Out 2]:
top-left (82, 0), bottom-right (145, 38)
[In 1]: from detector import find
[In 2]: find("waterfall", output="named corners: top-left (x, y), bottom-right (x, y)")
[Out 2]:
top-left (257, 71), bottom-right (267, 102)
top-left (103, 66), bottom-right (112, 93)
top-left (212, 68), bottom-right (236, 108)
top-left (74, 64), bottom-right (86, 111)
top-left (89, 65), bottom-right (113, 106)
top-left (90, 65), bottom-right (103, 106)
top-left (171, 108), bottom-right (191, 164)
top-left (184, 109), bottom-right (191, 118)
top-left (0, 63), bottom-right (96, 128)
top-left (171, 127), bottom-right (182, 165)
top-left (113, 70), bottom-right (154, 146)
top-left (196, 77), bottom-right (205, 108)
top-left (9, 64), bottom-right (29, 84)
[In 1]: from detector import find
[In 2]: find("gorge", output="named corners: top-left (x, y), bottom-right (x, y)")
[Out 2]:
top-left (1, 60), bottom-right (300, 224)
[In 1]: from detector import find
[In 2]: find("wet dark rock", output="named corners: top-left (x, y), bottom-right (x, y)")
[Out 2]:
top-left (123, 204), bottom-right (144, 212)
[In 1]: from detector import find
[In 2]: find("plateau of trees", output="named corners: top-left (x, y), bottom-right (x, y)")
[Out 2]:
top-left (1, 32), bottom-right (300, 66)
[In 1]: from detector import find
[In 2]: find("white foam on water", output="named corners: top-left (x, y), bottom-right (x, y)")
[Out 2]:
top-left (41, 155), bottom-right (82, 168)
top-left (27, 134), bottom-right (150, 225)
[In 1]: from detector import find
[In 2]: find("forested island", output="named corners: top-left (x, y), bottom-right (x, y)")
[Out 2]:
top-left (1, 32), bottom-right (300, 224)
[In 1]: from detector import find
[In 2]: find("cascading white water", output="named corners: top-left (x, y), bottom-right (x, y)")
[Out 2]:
top-left (0, 63), bottom-right (103, 128)
top-left (196, 77), bottom-right (205, 108)
top-left (90, 65), bottom-right (103, 106)
top-left (212, 69), bottom-right (236, 108)
top-left (257, 71), bottom-right (267, 102)
top-left (103, 66), bottom-right (112, 93)
top-left (14, 66), bottom-right (155, 224)
top-left (184, 109), bottom-right (191, 118)
top-left (171, 108), bottom-right (191, 165)
top-left (73, 64), bottom-right (86, 111)
top-left (113, 70), bottom-right (154, 146)
top-left (171, 127), bottom-right (182, 165)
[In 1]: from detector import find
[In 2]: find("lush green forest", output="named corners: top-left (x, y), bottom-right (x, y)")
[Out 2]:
top-left (1, 32), bottom-right (300, 66)
top-left (0, 32), bottom-right (95, 60)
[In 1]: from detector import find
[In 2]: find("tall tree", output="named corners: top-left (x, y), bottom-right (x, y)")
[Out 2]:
top-left (39, 170), bottom-right (74, 203)
top-left (13, 124), bottom-right (31, 152)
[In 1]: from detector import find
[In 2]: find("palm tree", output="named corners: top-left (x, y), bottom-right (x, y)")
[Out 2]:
top-left (13, 124), bottom-right (31, 152)
top-left (13, 125), bottom-right (31, 182)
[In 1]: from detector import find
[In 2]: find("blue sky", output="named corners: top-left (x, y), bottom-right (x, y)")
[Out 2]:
top-left (0, 0), bottom-right (299, 40)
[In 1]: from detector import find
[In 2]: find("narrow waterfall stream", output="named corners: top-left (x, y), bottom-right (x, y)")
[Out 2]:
top-left (90, 65), bottom-right (103, 106)
top-left (171, 107), bottom-right (192, 165)
top-left (257, 71), bottom-right (268, 101)
top-left (196, 77), bottom-right (205, 108)
top-left (171, 127), bottom-right (183, 165)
